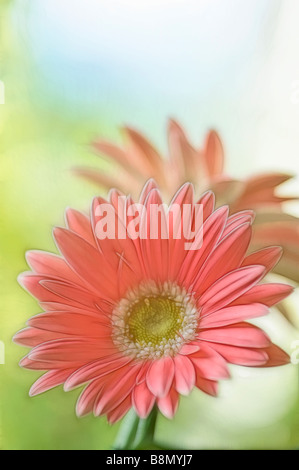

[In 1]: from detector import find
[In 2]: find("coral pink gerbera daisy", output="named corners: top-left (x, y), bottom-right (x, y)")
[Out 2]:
top-left (14, 182), bottom-right (292, 423)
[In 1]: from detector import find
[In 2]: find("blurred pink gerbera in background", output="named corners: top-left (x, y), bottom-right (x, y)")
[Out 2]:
top-left (74, 120), bottom-right (299, 322)
top-left (14, 182), bottom-right (291, 423)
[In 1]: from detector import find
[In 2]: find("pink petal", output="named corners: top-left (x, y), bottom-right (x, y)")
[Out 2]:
top-left (40, 280), bottom-right (109, 311)
top-left (199, 303), bottom-right (268, 329)
top-left (222, 211), bottom-right (255, 237)
top-left (242, 173), bottom-right (293, 197)
top-left (64, 356), bottom-right (132, 391)
top-left (168, 119), bottom-right (189, 184)
top-left (203, 130), bottom-right (224, 177)
top-left (157, 387), bottom-right (179, 419)
top-left (26, 251), bottom-right (82, 284)
top-left (174, 355), bottom-right (195, 395)
top-left (199, 265), bottom-right (266, 314)
top-left (28, 338), bottom-right (116, 367)
top-left (28, 311), bottom-right (110, 337)
top-left (198, 322), bottom-right (271, 348)
top-left (168, 183), bottom-right (194, 280)
top-left (73, 166), bottom-right (137, 195)
top-left (139, 179), bottom-right (158, 205)
top-left (132, 381), bottom-right (156, 419)
top-left (53, 227), bottom-right (117, 299)
top-left (109, 188), bottom-right (125, 211)
top-left (195, 375), bottom-right (218, 397)
top-left (196, 191), bottom-right (215, 222)
top-left (13, 327), bottom-right (69, 347)
top-left (140, 189), bottom-right (169, 281)
top-left (91, 139), bottom-right (133, 173)
top-left (76, 378), bottom-right (104, 417)
top-left (167, 119), bottom-right (198, 180)
top-left (94, 363), bottom-right (141, 416)
top-left (18, 273), bottom-right (63, 303)
top-left (179, 206), bottom-right (229, 286)
top-left (123, 126), bottom-right (165, 183)
top-left (258, 344), bottom-right (290, 367)
top-left (209, 343), bottom-right (269, 366)
top-left (190, 345), bottom-right (230, 380)
top-left (65, 208), bottom-right (96, 247)
top-left (179, 343), bottom-right (200, 355)
top-left (39, 301), bottom-right (96, 314)
top-left (107, 396), bottom-right (132, 424)
top-left (135, 361), bottom-right (152, 385)
top-left (146, 357), bottom-right (175, 398)
top-left (230, 283), bottom-right (294, 307)
top-left (29, 369), bottom-right (74, 396)
top-left (194, 222), bottom-right (252, 294)
top-left (19, 355), bottom-right (51, 370)
top-left (241, 246), bottom-right (283, 273)
top-left (91, 196), bottom-right (141, 275)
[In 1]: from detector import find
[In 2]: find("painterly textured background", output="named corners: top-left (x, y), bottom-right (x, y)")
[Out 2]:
top-left (1, 0), bottom-right (299, 449)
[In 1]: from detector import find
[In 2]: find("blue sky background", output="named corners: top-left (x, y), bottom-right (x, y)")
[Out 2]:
top-left (12, 0), bottom-right (299, 184)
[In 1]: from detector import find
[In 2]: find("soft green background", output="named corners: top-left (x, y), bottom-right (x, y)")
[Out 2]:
top-left (1, 0), bottom-right (299, 449)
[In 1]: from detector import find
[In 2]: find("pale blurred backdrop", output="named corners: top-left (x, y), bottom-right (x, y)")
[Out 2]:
top-left (1, 0), bottom-right (299, 449)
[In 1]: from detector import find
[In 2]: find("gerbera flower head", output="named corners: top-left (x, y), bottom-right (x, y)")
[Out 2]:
top-left (74, 120), bottom-right (299, 316)
top-left (14, 182), bottom-right (292, 423)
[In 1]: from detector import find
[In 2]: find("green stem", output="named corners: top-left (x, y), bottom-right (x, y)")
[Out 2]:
top-left (112, 407), bottom-right (158, 450)
top-left (132, 406), bottom-right (158, 449)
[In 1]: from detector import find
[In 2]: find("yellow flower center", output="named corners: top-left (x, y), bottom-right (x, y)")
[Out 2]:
top-left (112, 281), bottom-right (198, 360)
top-left (127, 297), bottom-right (184, 345)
